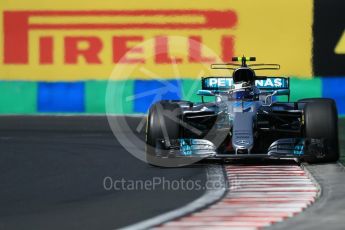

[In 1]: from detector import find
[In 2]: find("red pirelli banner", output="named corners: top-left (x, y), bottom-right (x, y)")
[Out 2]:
top-left (0, 0), bottom-right (313, 80)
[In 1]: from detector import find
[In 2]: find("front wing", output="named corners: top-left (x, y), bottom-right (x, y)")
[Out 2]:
top-left (154, 138), bottom-right (327, 161)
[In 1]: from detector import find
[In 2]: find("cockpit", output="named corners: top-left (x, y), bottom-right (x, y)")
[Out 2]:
top-left (228, 66), bottom-right (259, 101)
top-left (228, 87), bottom-right (259, 101)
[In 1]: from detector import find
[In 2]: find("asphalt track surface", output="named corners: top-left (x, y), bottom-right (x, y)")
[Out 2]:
top-left (0, 116), bottom-right (344, 230)
top-left (270, 119), bottom-right (345, 230)
top-left (270, 162), bottom-right (345, 230)
top-left (0, 116), bottom-right (207, 230)
top-left (339, 119), bottom-right (345, 164)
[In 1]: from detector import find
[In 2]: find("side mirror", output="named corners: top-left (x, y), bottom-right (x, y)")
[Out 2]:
top-left (197, 90), bottom-right (215, 96)
top-left (275, 89), bottom-right (290, 96)
top-left (264, 90), bottom-right (277, 106)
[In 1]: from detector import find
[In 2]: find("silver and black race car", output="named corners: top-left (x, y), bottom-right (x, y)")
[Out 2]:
top-left (145, 57), bottom-right (339, 166)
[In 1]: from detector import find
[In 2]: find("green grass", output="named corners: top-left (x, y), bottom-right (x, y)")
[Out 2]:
top-left (0, 81), bottom-right (37, 114)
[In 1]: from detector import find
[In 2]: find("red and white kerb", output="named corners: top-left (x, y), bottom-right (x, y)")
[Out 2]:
top-left (157, 164), bottom-right (318, 230)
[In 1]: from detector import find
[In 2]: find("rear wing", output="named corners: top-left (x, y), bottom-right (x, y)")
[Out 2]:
top-left (202, 77), bottom-right (289, 90)
top-left (201, 76), bottom-right (290, 100)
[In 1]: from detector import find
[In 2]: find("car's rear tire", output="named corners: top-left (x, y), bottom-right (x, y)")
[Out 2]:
top-left (146, 101), bottom-right (182, 166)
top-left (301, 98), bottom-right (339, 163)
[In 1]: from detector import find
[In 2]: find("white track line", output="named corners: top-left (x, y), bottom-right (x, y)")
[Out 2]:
top-left (119, 165), bottom-right (227, 230)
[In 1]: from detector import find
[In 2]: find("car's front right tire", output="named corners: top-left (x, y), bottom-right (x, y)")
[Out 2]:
top-left (146, 101), bottom-right (182, 166)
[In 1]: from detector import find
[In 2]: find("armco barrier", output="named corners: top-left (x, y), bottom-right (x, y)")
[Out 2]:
top-left (313, 0), bottom-right (345, 76)
top-left (0, 77), bottom-right (343, 115)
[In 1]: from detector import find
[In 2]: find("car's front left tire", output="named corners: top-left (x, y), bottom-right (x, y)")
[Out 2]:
top-left (301, 98), bottom-right (339, 163)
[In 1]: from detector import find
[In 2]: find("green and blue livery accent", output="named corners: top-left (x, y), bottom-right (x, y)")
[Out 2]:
top-left (0, 77), bottom-right (344, 115)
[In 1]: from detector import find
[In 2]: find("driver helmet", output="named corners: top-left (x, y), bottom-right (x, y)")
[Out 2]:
top-left (232, 67), bottom-right (256, 85)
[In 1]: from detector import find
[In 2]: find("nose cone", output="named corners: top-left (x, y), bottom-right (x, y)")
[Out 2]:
top-left (231, 112), bottom-right (254, 154)
top-left (233, 134), bottom-right (254, 154)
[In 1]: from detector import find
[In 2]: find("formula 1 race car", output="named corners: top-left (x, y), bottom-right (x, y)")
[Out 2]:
top-left (145, 57), bottom-right (339, 167)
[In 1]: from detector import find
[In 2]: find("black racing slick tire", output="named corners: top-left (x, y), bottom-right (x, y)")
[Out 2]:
top-left (146, 101), bottom-right (182, 166)
top-left (301, 98), bottom-right (339, 163)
